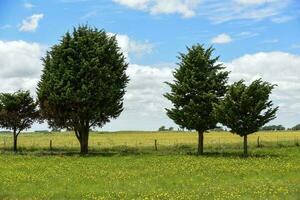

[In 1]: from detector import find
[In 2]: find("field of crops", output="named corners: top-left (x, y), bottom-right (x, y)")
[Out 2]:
top-left (0, 131), bottom-right (299, 199)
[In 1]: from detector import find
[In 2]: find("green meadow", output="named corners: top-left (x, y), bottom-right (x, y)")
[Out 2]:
top-left (0, 131), bottom-right (299, 199)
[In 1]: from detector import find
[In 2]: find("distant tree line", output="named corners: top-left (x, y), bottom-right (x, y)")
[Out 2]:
top-left (260, 125), bottom-right (285, 131)
top-left (158, 126), bottom-right (174, 131)
top-left (289, 124), bottom-right (300, 130)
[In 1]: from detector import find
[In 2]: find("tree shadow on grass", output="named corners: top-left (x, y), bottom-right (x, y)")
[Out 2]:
top-left (187, 151), bottom-right (280, 158)
top-left (0, 146), bottom-right (151, 157)
top-left (0, 145), bottom-right (286, 158)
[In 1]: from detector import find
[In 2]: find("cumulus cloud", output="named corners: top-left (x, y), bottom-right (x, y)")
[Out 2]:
top-left (19, 14), bottom-right (44, 32)
top-left (125, 64), bottom-right (172, 113)
top-left (0, 40), bottom-right (44, 94)
top-left (113, 0), bottom-right (201, 18)
top-left (211, 33), bottom-right (232, 44)
top-left (109, 33), bottom-right (154, 61)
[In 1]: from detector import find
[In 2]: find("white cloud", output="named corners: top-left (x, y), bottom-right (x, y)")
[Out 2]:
top-left (199, 0), bottom-right (291, 23)
top-left (113, 0), bottom-right (150, 10)
top-left (109, 33), bottom-right (154, 61)
top-left (238, 32), bottom-right (259, 39)
top-left (211, 33), bottom-right (232, 44)
top-left (113, 0), bottom-right (201, 18)
top-left (149, 0), bottom-right (200, 18)
top-left (104, 63), bottom-right (174, 130)
top-left (24, 2), bottom-right (35, 9)
top-left (234, 0), bottom-right (277, 6)
top-left (0, 40), bottom-right (44, 94)
top-left (125, 64), bottom-right (172, 113)
top-left (113, 0), bottom-right (293, 22)
top-left (19, 14), bottom-right (44, 32)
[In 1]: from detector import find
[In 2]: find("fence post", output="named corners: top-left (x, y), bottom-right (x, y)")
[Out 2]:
top-left (50, 140), bottom-right (53, 152)
top-left (257, 136), bottom-right (260, 148)
top-left (3, 138), bottom-right (6, 148)
top-left (154, 139), bottom-right (158, 151)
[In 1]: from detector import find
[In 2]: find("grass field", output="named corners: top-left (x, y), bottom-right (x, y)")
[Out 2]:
top-left (0, 131), bottom-right (299, 199)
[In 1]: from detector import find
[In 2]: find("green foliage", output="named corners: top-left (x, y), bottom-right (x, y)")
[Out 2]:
top-left (158, 126), bottom-right (174, 131)
top-left (165, 44), bottom-right (228, 132)
top-left (261, 125), bottom-right (285, 131)
top-left (37, 25), bottom-right (129, 153)
top-left (291, 124), bottom-right (300, 130)
top-left (164, 44), bottom-right (228, 154)
top-left (0, 90), bottom-right (39, 151)
top-left (0, 90), bottom-right (38, 133)
top-left (158, 126), bottom-right (166, 131)
top-left (215, 79), bottom-right (278, 136)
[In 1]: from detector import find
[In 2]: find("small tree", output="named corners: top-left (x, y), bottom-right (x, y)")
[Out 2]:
top-left (0, 90), bottom-right (39, 152)
top-left (37, 25), bottom-right (129, 154)
top-left (165, 44), bottom-right (229, 154)
top-left (215, 79), bottom-right (278, 156)
top-left (158, 126), bottom-right (166, 131)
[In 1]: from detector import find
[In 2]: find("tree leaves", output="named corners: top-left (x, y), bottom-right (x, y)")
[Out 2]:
top-left (215, 79), bottom-right (278, 136)
top-left (165, 44), bottom-right (229, 132)
top-left (0, 90), bottom-right (39, 133)
top-left (37, 25), bottom-right (129, 130)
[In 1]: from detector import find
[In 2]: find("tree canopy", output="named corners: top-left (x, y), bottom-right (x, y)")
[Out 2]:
top-left (37, 25), bottom-right (129, 154)
top-left (0, 90), bottom-right (39, 151)
top-left (165, 44), bottom-right (229, 154)
top-left (215, 79), bottom-right (278, 155)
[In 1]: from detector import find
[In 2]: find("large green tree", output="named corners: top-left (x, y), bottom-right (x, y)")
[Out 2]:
top-left (165, 44), bottom-right (229, 155)
top-left (215, 79), bottom-right (278, 156)
top-left (37, 25), bottom-right (129, 154)
top-left (0, 90), bottom-right (39, 152)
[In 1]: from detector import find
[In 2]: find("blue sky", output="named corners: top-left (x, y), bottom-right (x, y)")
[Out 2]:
top-left (0, 0), bottom-right (300, 131)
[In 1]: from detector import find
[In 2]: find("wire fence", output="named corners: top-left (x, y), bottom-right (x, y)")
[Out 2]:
top-left (0, 132), bottom-right (299, 152)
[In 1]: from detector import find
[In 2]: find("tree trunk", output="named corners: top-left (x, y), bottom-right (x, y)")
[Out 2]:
top-left (243, 135), bottom-right (248, 156)
top-left (13, 131), bottom-right (18, 152)
top-left (79, 129), bottom-right (89, 154)
top-left (198, 131), bottom-right (204, 155)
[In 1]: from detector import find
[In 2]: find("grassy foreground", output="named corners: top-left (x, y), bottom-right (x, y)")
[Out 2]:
top-left (0, 131), bottom-right (299, 199)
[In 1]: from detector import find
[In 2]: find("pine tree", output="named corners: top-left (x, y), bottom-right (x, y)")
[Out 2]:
top-left (165, 44), bottom-right (229, 155)
top-left (215, 79), bottom-right (278, 156)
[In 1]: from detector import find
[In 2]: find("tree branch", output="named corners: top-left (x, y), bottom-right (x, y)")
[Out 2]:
top-left (74, 129), bottom-right (81, 141)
